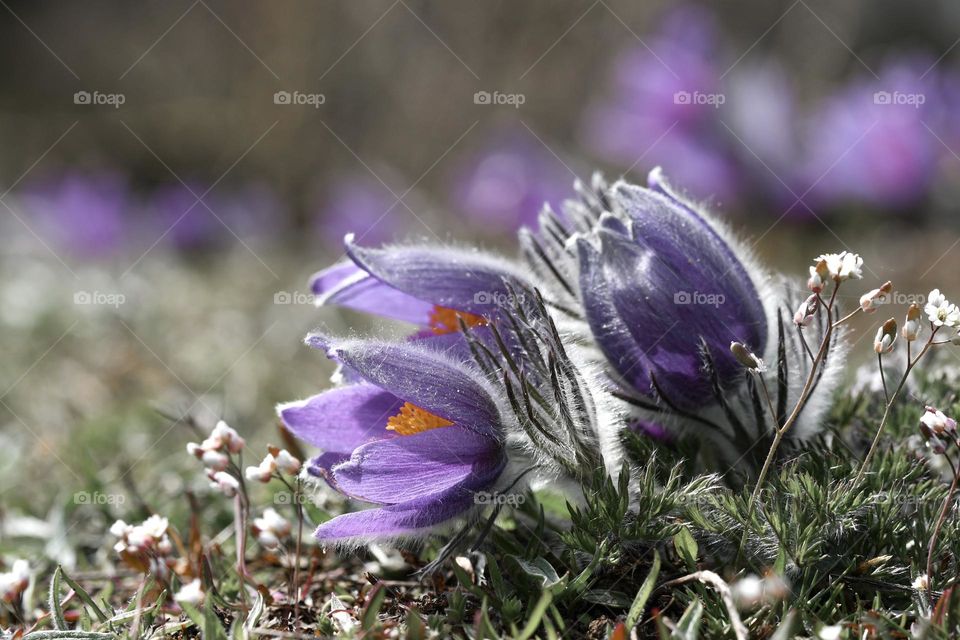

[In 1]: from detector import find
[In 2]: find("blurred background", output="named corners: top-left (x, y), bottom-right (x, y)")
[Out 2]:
top-left (2, 0), bottom-right (960, 555)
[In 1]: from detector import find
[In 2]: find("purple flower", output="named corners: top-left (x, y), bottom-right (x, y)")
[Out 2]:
top-left (451, 134), bottom-right (571, 232)
top-left (21, 170), bottom-right (131, 258)
top-left (800, 59), bottom-right (942, 210)
top-left (310, 236), bottom-right (531, 336)
top-left (581, 6), bottom-right (739, 202)
top-left (575, 169), bottom-right (767, 410)
top-left (279, 336), bottom-right (507, 543)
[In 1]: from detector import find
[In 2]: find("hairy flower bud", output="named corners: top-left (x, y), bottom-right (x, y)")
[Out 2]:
top-left (903, 303), bottom-right (922, 342)
top-left (874, 318), bottom-right (897, 354)
top-left (730, 342), bottom-right (766, 372)
top-left (860, 281), bottom-right (893, 313)
top-left (794, 294), bottom-right (819, 327)
top-left (808, 259), bottom-right (830, 293)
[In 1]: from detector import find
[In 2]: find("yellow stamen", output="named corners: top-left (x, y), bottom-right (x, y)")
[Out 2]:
top-left (428, 306), bottom-right (488, 335)
top-left (386, 402), bottom-right (454, 436)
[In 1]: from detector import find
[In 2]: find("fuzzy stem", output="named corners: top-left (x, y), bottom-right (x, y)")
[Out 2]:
top-left (878, 353), bottom-right (889, 404)
top-left (926, 446), bottom-right (959, 601)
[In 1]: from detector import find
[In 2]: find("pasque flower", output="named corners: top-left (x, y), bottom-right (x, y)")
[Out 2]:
top-left (279, 336), bottom-right (509, 544)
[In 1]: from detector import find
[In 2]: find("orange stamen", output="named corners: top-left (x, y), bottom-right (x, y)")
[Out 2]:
top-left (428, 306), bottom-right (488, 335)
top-left (386, 402), bottom-right (454, 436)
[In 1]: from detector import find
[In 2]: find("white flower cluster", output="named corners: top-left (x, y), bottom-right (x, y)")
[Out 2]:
top-left (730, 573), bottom-right (789, 610)
top-left (0, 559), bottom-right (29, 604)
top-left (186, 421), bottom-right (247, 497)
top-left (186, 420), bottom-right (246, 471)
top-left (110, 515), bottom-right (174, 577)
top-left (245, 448), bottom-right (301, 483)
top-left (252, 508), bottom-right (292, 549)
top-left (808, 251), bottom-right (863, 292)
top-left (925, 289), bottom-right (960, 329)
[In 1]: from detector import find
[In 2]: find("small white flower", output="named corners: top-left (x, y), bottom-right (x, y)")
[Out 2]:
top-left (0, 560), bottom-right (30, 603)
top-left (245, 453), bottom-right (277, 483)
top-left (201, 449), bottom-right (230, 471)
top-left (817, 251), bottom-right (864, 282)
top-left (925, 289), bottom-right (960, 327)
top-left (920, 407), bottom-right (957, 438)
top-left (253, 508), bottom-right (291, 549)
top-left (174, 578), bottom-right (204, 605)
top-left (817, 625), bottom-right (843, 640)
top-left (211, 420), bottom-right (245, 454)
top-left (208, 470), bottom-right (240, 497)
top-left (275, 449), bottom-right (301, 475)
top-left (912, 573), bottom-right (929, 592)
top-left (140, 515), bottom-right (169, 540)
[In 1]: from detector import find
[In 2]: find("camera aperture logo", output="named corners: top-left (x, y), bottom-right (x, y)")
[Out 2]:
top-left (474, 90), bottom-right (525, 108)
top-left (74, 90), bottom-right (125, 109)
top-left (674, 290), bottom-right (726, 308)
top-left (673, 90), bottom-right (725, 108)
top-left (74, 290), bottom-right (126, 308)
top-left (274, 90), bottom-right (325, 108)
top-left (873, 90), bottom-right (925, 108)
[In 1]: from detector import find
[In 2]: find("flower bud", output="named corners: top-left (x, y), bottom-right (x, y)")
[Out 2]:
top-left (902, 304), bottom-right (922, 342)
top-left (920, 406), bottom-right (957, 438)
top-left (874, 318), bottom-right (897, 354)
top-left (275, 449), bottom-right (302, 475)
top-left (808, 259), bottom-right (829, 293)
top-left (245, 453), bottom-right (277, 483)
top-left (860, 281), bottom-right (893, 313)
top-left (208, 470), bottom-right (240, 497)
top-left (201, 449), bottom-right (229, 471)
top-left (730, 342), bottom-right (766, 372)
top-left (794, 294), bottom-right (819, 327)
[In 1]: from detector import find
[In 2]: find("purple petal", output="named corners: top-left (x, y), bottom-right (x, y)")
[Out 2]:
top-left (310, 261), bottom-right (434, 325)
top-left (278, 383), bottom-right (403, 454)
top-left (314, 457), bottom-right (503, 542)
top-left (577, 238), bottom-right (652, 394)
top-left (345, 236), bottom-right (530, 317)
top-left (315, 336), bottom-right (502, 440)
top-left (331, 426), bottom-right (502, 504)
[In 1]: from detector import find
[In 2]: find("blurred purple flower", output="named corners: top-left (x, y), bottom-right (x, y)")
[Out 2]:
top-left (451, 134), bottom-right (571, 232)
top-left (314, 175), bottom-right (403, 251)
top-left (800, 59), bottom-right (943, 210)
top-left (146, 181), bottom-right (282, 250)
top-left (21, 170), bottom-right (131, 258)
top-left (280, 336), bottom-right (506, 543)
top-left (581, 5), bottom-right (739, 202)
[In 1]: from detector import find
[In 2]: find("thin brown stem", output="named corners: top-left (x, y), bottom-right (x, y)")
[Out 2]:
top-left (856, 326), bottom-right (940, 483)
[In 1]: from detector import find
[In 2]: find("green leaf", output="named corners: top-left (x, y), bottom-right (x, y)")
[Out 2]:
top-left (362, 583), bottom-right (387, 631)
top-left (203, 595), bottom-right (228, 640)
top-left (24, 633), bottom-right (117, 639)
top-left (626, 549), bottom-right (661, 630)
top-left (770, 610), bottom-right (797, 640)
top-left (49, 566), bottom-right (67, 631)
top-left (672, 599), bottom-right (703, 640)
top-left (511, 556), bottom-right (564, 590)
top-left (516, 591), bottom-right (553, 640)
top-left (673, 528), bottom-right (698, 569)
top-left (59, 569), bottom-right (108, 623)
